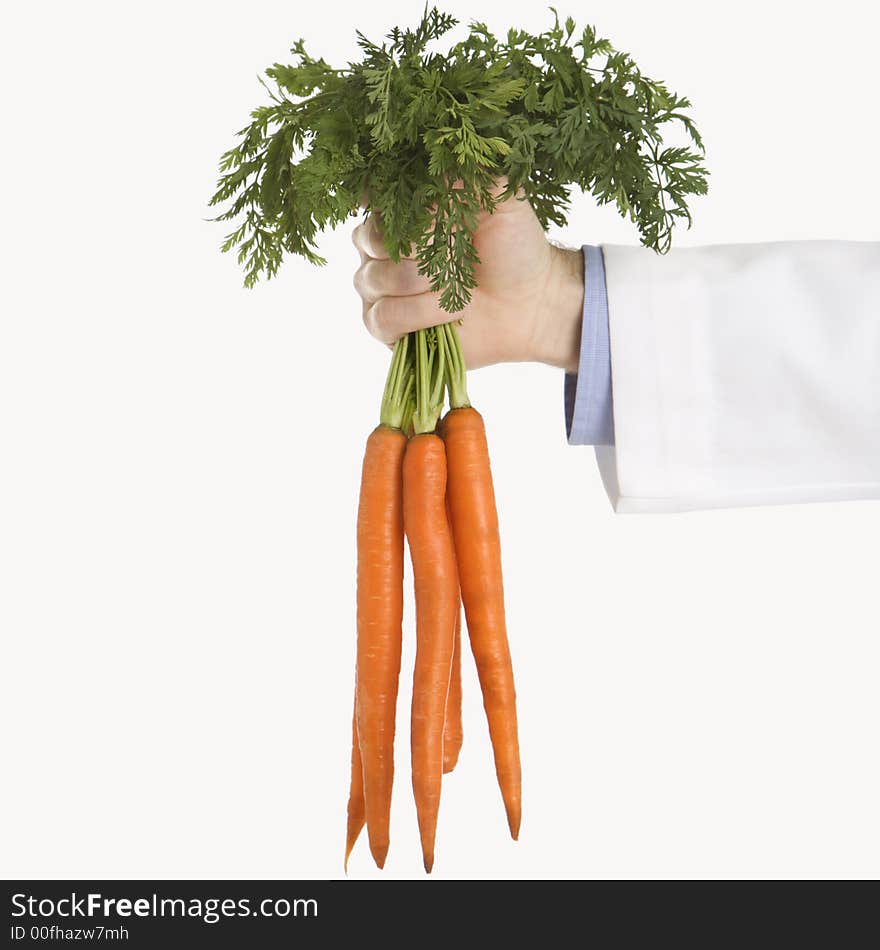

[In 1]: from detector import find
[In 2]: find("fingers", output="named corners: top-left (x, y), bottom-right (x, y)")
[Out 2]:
top-left (352, 215), bottom-right (387, 260)
top-left (353, 257), bottom-right (432, 304)
top-left (363, 292), bottom-right (445, 346)
top-left (352, 213), bottom-right (417, 262)
top-left (353, 213), bottom-right (431, 338)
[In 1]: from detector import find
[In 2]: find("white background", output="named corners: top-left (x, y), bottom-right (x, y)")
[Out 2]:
top-left (2, 0), bottom-right (878, 880)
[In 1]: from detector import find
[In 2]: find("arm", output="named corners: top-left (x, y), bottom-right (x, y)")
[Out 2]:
top-left (598, 240), bottom-right (880, 512)
top-left (352, 192), bottom-right (880, 513)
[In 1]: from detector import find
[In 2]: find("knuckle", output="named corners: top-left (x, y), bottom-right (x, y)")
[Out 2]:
top-left (369, 297), bottom-right (396, 340)
top-left (370, 296), bottom-right (389, 331)
top-left (351, 221), bottom-right (364, 250)
top-left (352, 263), bottom-right (366, 297)
top-left (365, 219), bottom-right (386, 258)
top-left (363, 299), bottom-right (381, 337)
top-left (362, 258), bottom-right (381, 295)
top-left (364, 235), bottom-right (380, 259)
top-left (353, 258), bottom-right (379, 300)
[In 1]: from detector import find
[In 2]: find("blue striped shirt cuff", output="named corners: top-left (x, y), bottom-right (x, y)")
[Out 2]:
top-left (564, 245), bottom-right (615, 446)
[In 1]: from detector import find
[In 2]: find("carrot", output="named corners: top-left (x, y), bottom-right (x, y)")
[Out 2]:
top-left (344, 700), bottom-right (364, 872)
top-left (404, 433), bottom-right (458, 873)
top-left (442, 493), bottom-right (463, 774)
top-left (442, 605), bottom-right (463, 773)
top-left (356, 423), bottom-right (407, 869)
top-left (438, 418), bottom-right (463, 775)
top-left (442, 406), bottom-right (522, 840)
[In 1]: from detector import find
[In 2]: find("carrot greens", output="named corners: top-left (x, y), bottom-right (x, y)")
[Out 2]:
top-left (210, 5), bottom-right (708, 311)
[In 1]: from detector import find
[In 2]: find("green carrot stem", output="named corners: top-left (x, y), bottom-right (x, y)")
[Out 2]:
top-left (442, 322), bottom-right (470, 409)
top-left (401, 362), bottom-right (415, 412)
top-left (412, 328), bottom-right (445, 434)
top-left (430, 329), bottom-right (446, 410)
top-left (379, 335), bottom-right (413, 429)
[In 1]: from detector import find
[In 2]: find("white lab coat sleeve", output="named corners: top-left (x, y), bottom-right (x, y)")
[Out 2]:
top-left (595, 240), bottom-right (880, 513)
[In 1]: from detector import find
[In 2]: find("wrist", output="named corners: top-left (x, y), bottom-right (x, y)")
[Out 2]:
top-left (532, 244), bottom-right (584, 373)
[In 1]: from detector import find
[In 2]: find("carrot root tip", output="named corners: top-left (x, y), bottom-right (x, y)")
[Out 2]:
top-left (371, 843), bottom-right (389, 870)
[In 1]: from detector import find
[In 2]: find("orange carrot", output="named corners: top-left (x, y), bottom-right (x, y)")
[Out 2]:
top-left (438, 418), bottom-right (463, 775)
top-left (442, 605), bottom-right (463, 773)
top-left (443, 406), bottom-right (521, 839)
top-left (356, 424), bottom-right (407, 868)
top-left (404, 433), bottom-right (458, 873)
top-left (344, 700), bottom-right (364, 872)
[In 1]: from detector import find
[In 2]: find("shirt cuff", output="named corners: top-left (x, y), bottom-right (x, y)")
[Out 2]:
top-left (564, 245), bottom-right (614, 446)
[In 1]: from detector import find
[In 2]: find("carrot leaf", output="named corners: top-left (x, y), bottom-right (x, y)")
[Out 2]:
top-left (210, 5), bottom-right (709, 311)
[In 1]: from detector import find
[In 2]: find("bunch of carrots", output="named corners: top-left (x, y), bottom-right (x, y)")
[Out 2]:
top-left (345, 323), bottom-right (520, 873)
top-left (209, 5), bottom-right (707, 876)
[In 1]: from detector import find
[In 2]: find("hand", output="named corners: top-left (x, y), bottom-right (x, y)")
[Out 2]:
top-left (352, 181), bottom-right (585, 373)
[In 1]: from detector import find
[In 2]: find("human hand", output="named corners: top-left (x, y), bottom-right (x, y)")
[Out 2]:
top-left (352, 181), bottom-right (584, 373)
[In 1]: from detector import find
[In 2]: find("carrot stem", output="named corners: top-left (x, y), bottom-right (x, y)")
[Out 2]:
top-left (412, 328), bottom-right (446, 434)
top-left (380, 335), bottom-right (414, 429)
top-left (442, 322), bottom-right (470, 410)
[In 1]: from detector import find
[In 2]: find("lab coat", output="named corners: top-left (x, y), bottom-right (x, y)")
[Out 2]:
top-left (595, 240), bottom-right (880, 512)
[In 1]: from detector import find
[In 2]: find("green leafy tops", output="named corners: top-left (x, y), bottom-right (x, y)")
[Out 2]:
top-left (210, 6), bottom-right (708, 312)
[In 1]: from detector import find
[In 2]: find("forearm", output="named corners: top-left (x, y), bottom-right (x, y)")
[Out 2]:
top-left (596, 240), bottom-right (880, 512)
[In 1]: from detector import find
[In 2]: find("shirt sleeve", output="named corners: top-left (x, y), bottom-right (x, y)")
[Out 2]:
top-left (564, 244), bottom-right (615, 446)
top-left (596, 239), bottom-right (880, 512)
